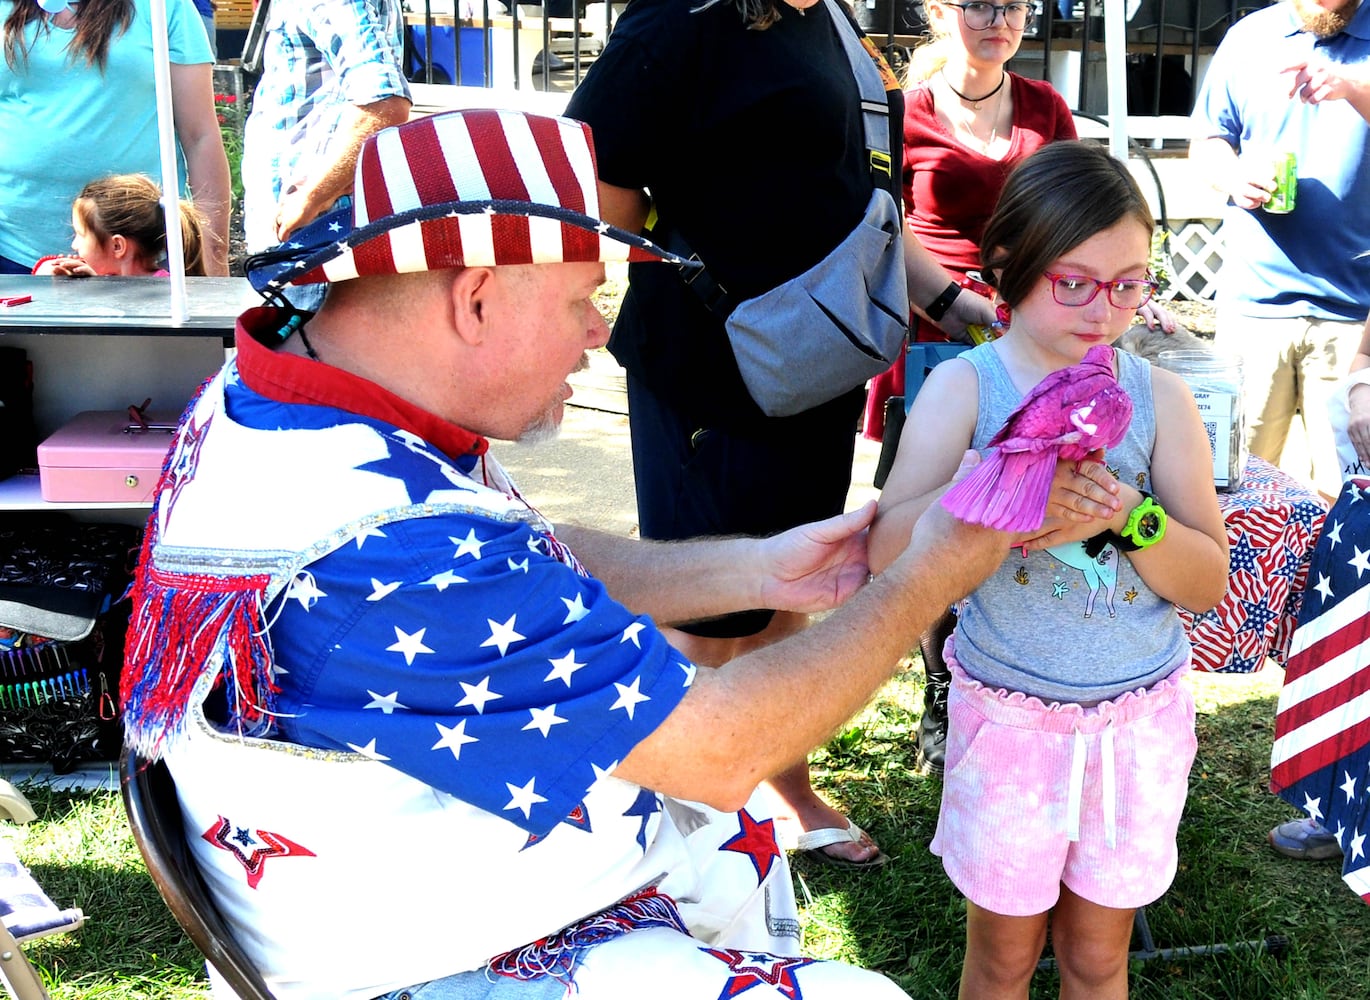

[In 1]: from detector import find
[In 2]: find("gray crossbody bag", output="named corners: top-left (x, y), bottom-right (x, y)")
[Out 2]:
top-left (656, 0), bottom-right (908, 418)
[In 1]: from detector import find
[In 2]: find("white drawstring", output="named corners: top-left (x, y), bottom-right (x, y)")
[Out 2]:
top-left (1064, 722), bottom-right (1119, 847)
top-left (1066, 728), bottom-right (1086, 843)
top-left (1101, 722), bottom-right (1117, 849)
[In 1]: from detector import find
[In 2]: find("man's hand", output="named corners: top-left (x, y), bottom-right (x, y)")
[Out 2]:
top-left (1285, 59), bottom-right (1361, 105)
top-left (754, 502), bottom-right (876, 614)
top-left (1225, 152), bottom-right (1280, 210)
top-left (1349, 382), bottom-right (1370, 464)
top-left (275, 180), bottom-right (327, 243)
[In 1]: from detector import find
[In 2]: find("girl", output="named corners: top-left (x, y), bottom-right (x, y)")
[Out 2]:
top-left (870, 141), bottom-right (1228, 999)
top-left (33, 174), bottom-right (208, 277)
top-left (866, 0), bottom-right (1175, 774)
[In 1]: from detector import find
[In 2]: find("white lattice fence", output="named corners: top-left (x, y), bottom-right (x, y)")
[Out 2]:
top-left (1159, 219), bottom-right (1224, 302)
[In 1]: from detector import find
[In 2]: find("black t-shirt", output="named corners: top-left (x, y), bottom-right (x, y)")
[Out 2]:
top-left (566, 0), bottom-right (905, 429)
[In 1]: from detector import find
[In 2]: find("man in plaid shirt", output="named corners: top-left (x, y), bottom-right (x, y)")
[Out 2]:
top-left (242, 0), bottom-right (411, 287)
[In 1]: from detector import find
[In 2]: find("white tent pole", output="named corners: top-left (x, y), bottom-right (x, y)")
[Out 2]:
top-left (1102, 0), bottom-right (1129, 161)
top-left (150, 0), bottom-right (188, 324)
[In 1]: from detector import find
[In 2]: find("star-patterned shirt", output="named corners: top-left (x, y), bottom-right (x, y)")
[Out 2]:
top-left (218, 312), bottom-right (695, 837)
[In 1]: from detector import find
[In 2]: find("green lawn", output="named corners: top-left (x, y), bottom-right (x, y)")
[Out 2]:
top-left (6, 663), bottom-right (1367, 998)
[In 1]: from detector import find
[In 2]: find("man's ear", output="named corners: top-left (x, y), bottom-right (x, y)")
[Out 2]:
top-left (449, 266), bottom-right (497, 346)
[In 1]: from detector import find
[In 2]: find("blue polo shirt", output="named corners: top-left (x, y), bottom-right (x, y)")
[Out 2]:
top-left (1192, 1), bottom-right (1370, 320)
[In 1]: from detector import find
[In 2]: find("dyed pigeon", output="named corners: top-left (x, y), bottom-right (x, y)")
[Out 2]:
top-left (941, 344), bottom-right (1133, 532)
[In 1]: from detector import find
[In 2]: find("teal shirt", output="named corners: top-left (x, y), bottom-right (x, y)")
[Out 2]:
top-left (0, 0), bottom-right (212, 267)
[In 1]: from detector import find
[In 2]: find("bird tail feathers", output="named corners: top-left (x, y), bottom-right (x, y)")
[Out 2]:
top-left (940, 448), bottom-right (1057, 532)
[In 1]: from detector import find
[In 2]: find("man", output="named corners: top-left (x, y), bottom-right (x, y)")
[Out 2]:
top-left (118, 108), bottom-right (1068, 998)
top-left (241, 0), bottom-right (411, 305)
top-left (1191, 0), bottom-right (1370, 864)
top-left (1190, 0), bottom-right (1370, 499)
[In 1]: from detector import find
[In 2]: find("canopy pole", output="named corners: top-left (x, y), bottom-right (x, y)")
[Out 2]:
top-left (150, 0), bottom-right (188, 324)
top-left (1103, 0), bottom-right (1129, 161)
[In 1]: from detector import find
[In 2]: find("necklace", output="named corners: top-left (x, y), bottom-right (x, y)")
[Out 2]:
top-left (941, 69), bottom-right (1007, 110)
top-left (948, 76), bottom-right (1007, 155)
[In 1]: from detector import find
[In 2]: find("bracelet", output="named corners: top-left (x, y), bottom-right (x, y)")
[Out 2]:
top-left (923, 280), bottom-right (961, 323)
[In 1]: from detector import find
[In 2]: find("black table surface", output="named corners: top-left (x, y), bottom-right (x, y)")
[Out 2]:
top-left (0, 274), bottom-right (259, 337)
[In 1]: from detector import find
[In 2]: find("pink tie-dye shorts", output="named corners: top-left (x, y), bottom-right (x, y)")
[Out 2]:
top-left (930, 638), bottom-right (1196, 917)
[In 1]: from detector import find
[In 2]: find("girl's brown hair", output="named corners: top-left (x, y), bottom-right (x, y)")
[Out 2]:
top-left (979, 141), bottom-right (1156, 308)
top-left (74, 173), bottom-right (208, 276)
top-left (4, 0), bottom-right (134, 72)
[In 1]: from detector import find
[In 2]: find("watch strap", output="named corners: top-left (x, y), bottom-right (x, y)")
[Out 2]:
top-left (923, 280), bottom-right (961, 322)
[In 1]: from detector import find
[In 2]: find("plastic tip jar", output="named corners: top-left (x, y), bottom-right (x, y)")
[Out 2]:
top-left (1156, 349), bottom-right (1247, 492)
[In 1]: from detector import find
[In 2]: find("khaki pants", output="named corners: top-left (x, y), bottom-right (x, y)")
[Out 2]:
top-left (1214, 312), bottom-right (1364, 496)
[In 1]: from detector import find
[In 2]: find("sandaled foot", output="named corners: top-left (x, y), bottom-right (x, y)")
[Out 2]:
top-left (788, 819), bottom-right (889, 869)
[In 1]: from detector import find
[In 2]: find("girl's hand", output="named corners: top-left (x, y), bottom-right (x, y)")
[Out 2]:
top-left (35, 256), bottom-right (95, 278)
top-left (1015, 455), bottom-right (1124, 552)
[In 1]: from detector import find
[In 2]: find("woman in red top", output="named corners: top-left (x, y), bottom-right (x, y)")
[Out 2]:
top-left (869, 0), bottom-right (1175, 775)
top-left (865, 0), bottom-right (1077, 444)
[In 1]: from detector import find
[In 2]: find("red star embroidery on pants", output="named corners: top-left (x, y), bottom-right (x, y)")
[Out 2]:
top-left (719, 807), bottom-right (781, 883)
top-left (203, 816), bottom-right (316, 889)
top-left (702, 947), bottom-right (816, 999)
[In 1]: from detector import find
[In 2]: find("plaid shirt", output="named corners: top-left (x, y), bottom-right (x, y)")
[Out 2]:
top-left (242, 0), bottom-right (411, 252)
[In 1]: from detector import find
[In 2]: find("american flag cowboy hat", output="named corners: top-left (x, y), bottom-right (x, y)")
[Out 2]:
top-left (246, 108), bottom-right (695, 294)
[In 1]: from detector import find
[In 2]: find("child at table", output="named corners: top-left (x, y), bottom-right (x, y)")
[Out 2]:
top-left (32, 174), bottom-right (207, 278)
top-left (869, 141), bottom-right (1228, 999)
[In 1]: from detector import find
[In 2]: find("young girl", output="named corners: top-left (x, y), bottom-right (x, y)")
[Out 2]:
top-left (870, 141), bottom-right (1228, 999)
top-left (32, 174), bottom-right (207, 277)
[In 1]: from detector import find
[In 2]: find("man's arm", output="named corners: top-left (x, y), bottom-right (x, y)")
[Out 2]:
top-left (1284, 59), bottom-right (1370, 121)
top-left (555, 502), bottom-right (876, 625)
top-left (612, 506), bottom-right (1010, 808)
top-left (274, 95), bottom-right (413, 241)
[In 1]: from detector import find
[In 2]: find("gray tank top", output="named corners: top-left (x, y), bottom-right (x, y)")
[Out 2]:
top-left (951, 344), bottom-right (1190, 704)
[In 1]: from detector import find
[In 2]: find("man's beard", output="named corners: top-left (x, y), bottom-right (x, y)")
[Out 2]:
top-left (516, 409), bottom-right (562, 445)
top-left (514, 352), bottom-right (591, 445)
top-left (1293, 0), bottom-right (1359, 36)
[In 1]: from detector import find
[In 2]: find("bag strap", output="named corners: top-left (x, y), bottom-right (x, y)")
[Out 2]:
top-left (822, 0), bottom-right (894, 192)
top-left (652, 1), bottom-right (895, 320)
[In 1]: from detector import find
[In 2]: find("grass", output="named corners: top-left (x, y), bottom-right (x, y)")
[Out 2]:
top-left (5, 664), bottom-right (1367, 998)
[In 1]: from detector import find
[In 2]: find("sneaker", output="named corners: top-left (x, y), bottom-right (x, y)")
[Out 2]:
top-left (1268, 818), bottom-right (1343, 860)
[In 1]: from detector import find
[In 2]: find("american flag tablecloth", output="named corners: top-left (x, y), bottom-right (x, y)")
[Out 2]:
top-left (1270, 479), bottom-right (1370, 904)
top-left (1177, 456), bottom-right (1329, 673)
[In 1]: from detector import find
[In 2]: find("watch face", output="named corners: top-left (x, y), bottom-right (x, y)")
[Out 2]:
top-left (1137, 510), bottom-right (1162, 540)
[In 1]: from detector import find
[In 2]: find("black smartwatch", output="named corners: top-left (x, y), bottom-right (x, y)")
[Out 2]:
top-left (923, 280), bottom-right (961, 323)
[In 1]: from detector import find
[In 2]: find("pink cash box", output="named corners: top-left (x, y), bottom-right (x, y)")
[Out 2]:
top-left (37, 410), bottom-right (178, 503)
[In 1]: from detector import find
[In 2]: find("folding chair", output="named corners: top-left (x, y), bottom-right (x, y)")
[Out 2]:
top-left (120, 750), bottom-right (276, 1000)
top-left (0, 783), bottom-right (84, 1000)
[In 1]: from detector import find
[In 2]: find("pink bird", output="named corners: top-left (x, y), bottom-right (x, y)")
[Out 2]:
top-left (940, 344), bottom-right (1133, 532)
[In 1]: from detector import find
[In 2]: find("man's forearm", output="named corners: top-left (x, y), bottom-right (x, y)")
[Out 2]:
top-left (279, 96), bottom-right (412, 237)
top-left (554, 523), bottom-right (762, 624)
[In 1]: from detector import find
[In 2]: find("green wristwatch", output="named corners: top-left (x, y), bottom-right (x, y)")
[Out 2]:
top-left (1116, 493), bottom-right (1168, 551)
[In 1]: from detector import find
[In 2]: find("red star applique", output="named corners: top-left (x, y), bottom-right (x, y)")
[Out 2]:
top-left (703, 948), bottom-right (816, 999)
top-left (720, 808), bottom-right (781, 883)
top-left (203, 816), bottom-right (315, 889)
